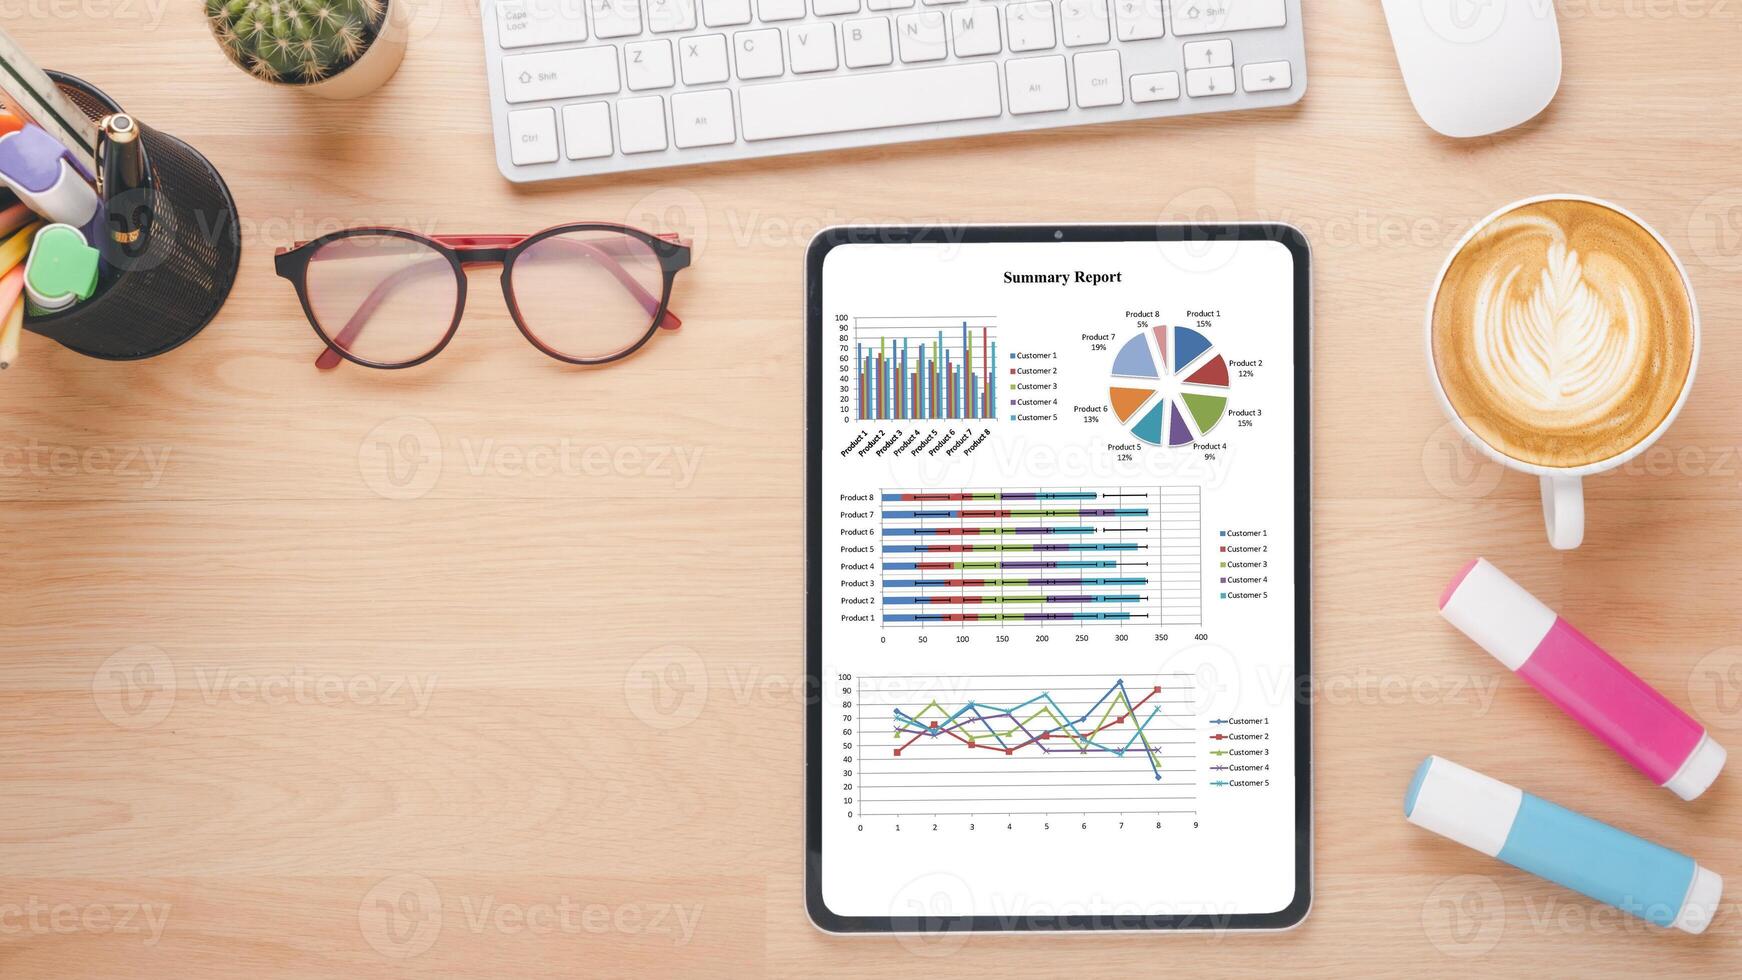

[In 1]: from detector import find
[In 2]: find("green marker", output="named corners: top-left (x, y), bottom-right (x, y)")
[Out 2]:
top-left (23, 222), bottom-right (99, 314)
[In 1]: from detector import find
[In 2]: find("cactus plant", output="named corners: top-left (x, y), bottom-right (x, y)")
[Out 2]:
top-left (205, 0), bottom-right (389, 86)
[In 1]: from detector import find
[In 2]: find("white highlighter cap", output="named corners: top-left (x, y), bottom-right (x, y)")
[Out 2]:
top-left (1439, 558), bottom-right (1557, 671)
top-left (1673, 865), bottom-right (1723, 934)
top-left (1664, 733), bottom-right (1726, 802)
top-left (1404, 755), bottom-right (1523, 858)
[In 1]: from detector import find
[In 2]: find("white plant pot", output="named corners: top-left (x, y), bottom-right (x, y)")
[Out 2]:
top-left (300, 8), bottom-right (410, 100)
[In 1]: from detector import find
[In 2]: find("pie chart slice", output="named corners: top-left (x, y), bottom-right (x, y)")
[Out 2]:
top-left (1182, 393), bottom-right (1228, 434)
top-left (1173, 327), bottom-right (1212, 371)
top-left (1133, 402), bottom-right (1168, 444)
top-left (1112, 333), bottom-right (1159, 379)
top-left (1110, 386), bottom-right (1158, 423)
top-left (1183, 354), bottom-right (1229, 388)
top-left (1168, 403), bottom-right (1194, 446)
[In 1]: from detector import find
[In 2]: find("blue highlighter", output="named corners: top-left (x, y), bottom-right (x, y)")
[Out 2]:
top-left (1406, 755), bottom-right (1722, 934)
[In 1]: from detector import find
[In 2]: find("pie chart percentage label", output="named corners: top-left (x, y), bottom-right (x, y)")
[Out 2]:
top-left (1108, 326), bottom-right (1230, 447)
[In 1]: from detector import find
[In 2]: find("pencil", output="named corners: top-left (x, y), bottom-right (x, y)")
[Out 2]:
top-left (0, 109), bottom-right (21, 137)
top-left (0, 266), bottom-right (24, 369)
top-left (0, 219), bottom-right (41, 275)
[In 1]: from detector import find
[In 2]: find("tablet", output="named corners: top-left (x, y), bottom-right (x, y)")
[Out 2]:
top-left (805, 225), bottom-right (1311, 933)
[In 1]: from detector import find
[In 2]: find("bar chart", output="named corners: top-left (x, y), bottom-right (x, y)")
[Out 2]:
top-left (879, 487), bottom-right (1203, 627)
top-left (853, 318), bottom-right (998, 422)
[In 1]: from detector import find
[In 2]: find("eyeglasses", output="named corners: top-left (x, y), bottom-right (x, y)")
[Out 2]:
top-left (273, 223), bottom-right (691, 370)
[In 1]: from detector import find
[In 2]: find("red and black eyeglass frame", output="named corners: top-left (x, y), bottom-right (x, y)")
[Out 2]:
top-left (273, 223), bottom-right (692, 370)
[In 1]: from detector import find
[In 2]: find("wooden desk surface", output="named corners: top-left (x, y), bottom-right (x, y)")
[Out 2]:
top-left (5, 4), bottom-right (1742, 976)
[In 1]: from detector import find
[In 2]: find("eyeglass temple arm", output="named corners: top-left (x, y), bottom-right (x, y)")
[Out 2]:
top-left (309, 237), bottom-right (681, 370)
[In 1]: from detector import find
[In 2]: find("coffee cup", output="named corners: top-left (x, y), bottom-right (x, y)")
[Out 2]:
top-left (1426, 195), bottom-right (1700, 550)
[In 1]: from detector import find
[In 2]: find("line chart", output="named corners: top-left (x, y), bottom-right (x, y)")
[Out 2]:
top-left (853, 673), bottom-right (1199, 817)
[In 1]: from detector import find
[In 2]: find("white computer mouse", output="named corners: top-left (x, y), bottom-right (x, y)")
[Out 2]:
top-left (1380, 0), bottom-right (1562, 138)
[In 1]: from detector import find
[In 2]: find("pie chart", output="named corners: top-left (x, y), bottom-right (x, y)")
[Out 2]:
top-left (1108, 326), bottom-right (1231, 447)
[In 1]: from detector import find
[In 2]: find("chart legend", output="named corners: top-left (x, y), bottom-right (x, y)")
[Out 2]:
top-left (853, 673), bottom-right (1199, 817)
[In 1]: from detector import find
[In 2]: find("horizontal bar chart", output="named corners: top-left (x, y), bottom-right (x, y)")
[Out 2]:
top-left (878, 487), bottom-right (1202, 627)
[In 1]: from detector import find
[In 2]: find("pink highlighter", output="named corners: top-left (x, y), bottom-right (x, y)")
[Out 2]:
top-left (1440, 559), bottom-right (1726, 801)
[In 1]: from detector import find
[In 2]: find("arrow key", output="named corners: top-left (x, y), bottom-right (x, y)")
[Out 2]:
top-left (1130, 70), bottom-right (1179, 103)
top-left (1185, 65), bottom-right (1234, 97)
top-left (1241, 59), bottom-right (1292, 92)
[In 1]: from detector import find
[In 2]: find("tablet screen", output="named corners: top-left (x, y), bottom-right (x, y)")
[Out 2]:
top-left (809, 229), bottom-right (1309, 929)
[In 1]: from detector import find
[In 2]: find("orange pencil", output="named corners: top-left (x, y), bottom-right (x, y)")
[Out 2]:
top-left (0, 110), bottom-right (22, 137)
top-left (0, 266), bottom-right (24, 369)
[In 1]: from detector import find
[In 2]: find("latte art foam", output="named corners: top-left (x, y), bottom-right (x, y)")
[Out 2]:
top-left (1433, 200), bottom-right (1694, 469)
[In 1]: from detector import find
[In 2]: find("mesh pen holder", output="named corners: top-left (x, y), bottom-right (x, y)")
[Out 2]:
top-left (21, 72), bottom-right (241, 360)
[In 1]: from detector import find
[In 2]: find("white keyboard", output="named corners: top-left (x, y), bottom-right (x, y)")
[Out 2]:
top-left (482, 0), bottom-right (1306, 181)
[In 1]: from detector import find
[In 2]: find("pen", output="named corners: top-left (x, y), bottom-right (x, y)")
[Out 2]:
top-left (0, 265), bottom-right (23, 369)
top-left (97, 113), bottom-right (149, 264)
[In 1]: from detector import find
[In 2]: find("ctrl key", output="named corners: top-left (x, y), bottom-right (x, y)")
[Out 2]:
top-left (507, 107), bottom-right (559, 165)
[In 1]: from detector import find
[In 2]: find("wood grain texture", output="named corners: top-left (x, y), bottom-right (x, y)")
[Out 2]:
top-left (4, 2), bottom-right (1742, 975)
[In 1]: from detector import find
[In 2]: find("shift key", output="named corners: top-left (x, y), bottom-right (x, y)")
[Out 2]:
top-left (503, 47), bottom-right (621, 103)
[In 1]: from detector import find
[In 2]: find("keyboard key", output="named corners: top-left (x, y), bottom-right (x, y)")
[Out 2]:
top-left (844, 17), bottom-right (894, 66)
top-left (672, 89), bottom-right (737, 146)
top-left (1185, 65), bottom-right (1234, 96)
top-left (1006, 2), bottom-right (1056, 52)
top-left (1172, 0), bottom-right (1284, 36)
top-left (1113, 0), bottom-right (1163, 40)
top-left (681, 33), bottom-right (731, 83)
top-left (618, 95), bottom-right (668, 151)
top-left (591, 0), bottom-right (643, 38)
top-left (950, 6), bottom-right (1000, 56)
top-left (647, 0), bottom-right (697, 32)
top-left (1241, 59), bottom-right (1292, 91)
top-left (789, 23), bottom-right (840, 72)
top-left (626, 39), bottom-right (676, 89)
top-left (508, 106), bottom-right (560, 164)
top-left (702, 0), bottom-right (751, 25)
top-left (923, 0), bottom-right (967, 5)
top-left (561, 102), bottom-right (614, 158)
top-left (739, 61), bottom-right (1001, 140)
top-left (897, 11), bottom-right (947, 62)
top-left (1130, 70), bottom-right (1178, 102)
top-left (1006, 53), bottom-right (1067, 113)
top-left (1059, 0), bottom-right (1108, 47)
top-left (868, 0), bottom-right (913, 8)
top-left (815, 0), bottom-right (860, 12)
top-left (496, 0), bottom-right (587, 48)
top-left (734, 28), bottom-right (785, 77)
top-left (503, 46), bottom-right (620, 102)
top-left (759, 0), bottom-right (806, 19)
top-left (1183, 38), bottom-right (1232, 68)
top-left (1073, 48), bottom-right (1121, 106)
